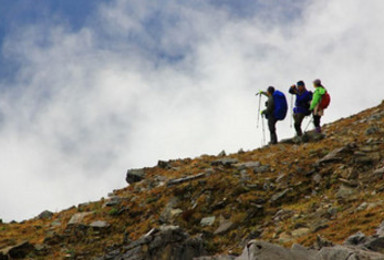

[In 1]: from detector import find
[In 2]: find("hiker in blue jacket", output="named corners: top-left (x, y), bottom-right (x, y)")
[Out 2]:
top-left (260, 86), bottom-right (287, 144)
top-left (289, 81), bottom-right (313, 136)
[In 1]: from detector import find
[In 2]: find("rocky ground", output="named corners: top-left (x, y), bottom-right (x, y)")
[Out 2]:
top-left (0, 100), bottom-right (384, 259)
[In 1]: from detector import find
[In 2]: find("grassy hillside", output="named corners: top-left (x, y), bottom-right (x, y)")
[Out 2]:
top-left (1, 101), bottom-right (383, 259)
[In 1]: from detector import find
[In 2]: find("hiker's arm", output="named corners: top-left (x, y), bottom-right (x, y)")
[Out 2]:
top-left (257, 90), bottom-right (268, 97)
top-left (289, 85), bottom-right (297, 95)
top-left (265, 96), bottom-right (274, 115)
top-left (310, 90), bottom-right (321, 110)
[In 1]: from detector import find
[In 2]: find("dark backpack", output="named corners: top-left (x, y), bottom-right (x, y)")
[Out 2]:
top-left (319, 91), bottom-right (331, 110)
top-left (273, 90), bottom-right (288, 120)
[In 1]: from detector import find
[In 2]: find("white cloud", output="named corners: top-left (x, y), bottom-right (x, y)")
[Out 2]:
top-left (0, 0), bottom-right (383, 221)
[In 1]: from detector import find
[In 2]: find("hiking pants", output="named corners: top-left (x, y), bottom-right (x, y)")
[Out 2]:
top-left (313, 115), bottom-right (321, 132)
top-left (293, 113), bottom-right (306, 136)
top-left (268, 116), bottom-right (278, 144)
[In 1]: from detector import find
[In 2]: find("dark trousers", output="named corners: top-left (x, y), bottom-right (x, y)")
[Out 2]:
top-left (293, 113), bottom-right (306, 136)
top-left (268, 116), bottom-right (278, 144)
top-left (313, 115), bottom-right (321, 127)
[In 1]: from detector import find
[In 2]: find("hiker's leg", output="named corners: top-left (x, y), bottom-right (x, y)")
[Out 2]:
top-left (268, 117), bottom-right (278, 144)
top-left (313, 115), bottom-right (321, 133)
top-left (294, 113), bottom-right (305, 136)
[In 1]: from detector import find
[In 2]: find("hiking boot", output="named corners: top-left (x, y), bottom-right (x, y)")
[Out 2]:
top-left (293, 136), bottom-right (302, 144)
top-left (315, 126), bottom-right (322, 133)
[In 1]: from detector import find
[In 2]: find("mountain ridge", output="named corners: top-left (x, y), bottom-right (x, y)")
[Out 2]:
top-left (0, 100), bottom-right (383, 259)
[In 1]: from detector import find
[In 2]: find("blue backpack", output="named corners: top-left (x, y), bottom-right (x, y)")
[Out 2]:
top-left (273, 90), bottom-right (288, 120)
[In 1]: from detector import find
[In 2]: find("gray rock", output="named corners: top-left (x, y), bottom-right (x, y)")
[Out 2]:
top-left (167, 172), bottom-right (207, 187)
top-left (200, 216), bottom-right (216, 226)
top-left (90, 220), bottom-right (110, 229)
top-left (365, 126), bottom-right (380, 135)
top-left (271, 188), bottom-right (292, 203)
top-left (239, 170), bottom-right (251, 182)
top-left (315, 235), bottom-right (334, 249)
top-left (211, 158), bottom-right (239, 167)
top-left (327, 207), bottom-right (338, 217)
top-left (338, 178), bottom-right (358, 187)
top-left (118, 226), bottom-right (206, 260)
top-left (343, 231), bottom-right (367, 245)
top-left (356, 202), bottom-right (368, 211)
top-left (235, 240), bottom-right (384, 260)
top-left (318, 245), bottom-right (384, 259)
top-left (316, 143), bottom-right (356, 165)
top-left (236, 240), bottom-right (317, 260)
top-left (273, 209), bottom-right (294, 222)
top-left (253, 165), bottom-right (270, 174)
top-left (0, 241), bottom-right (35, 259)
top-left (364, 237), bottom-right (384, 252)
top-left (38, 210), bottom-right (54, 220)
top-left (159, 197), bottom-right (180, 224)
top-left (313, 174), bottom-right (322, 184)
top-left (373, 167), bottom-right (384, 178)
top-left (50, 219), bottom-right (62, 227)
top-left (317, 149), bottom-right (343, 164)
top-left (67, 212), bottom-right (93, 226)
top-left (103, 196), bottom-right (122, 207)
top-left (214, 220), bottom-right (234, 235)
top-left (158, 160), bottom-right (172, 169)
top-left (126, 168), bottom-right (145, 184)
top-left (336, 185), bottom-right (356, 200)
top-left (235, 161), bottom-right (261, 170)
top-left (304, 131), bottom-right (326, 142)
top-left (311, 220), bottom-right (329, 233)
top-left (376, 221), bottom-right (384, 237)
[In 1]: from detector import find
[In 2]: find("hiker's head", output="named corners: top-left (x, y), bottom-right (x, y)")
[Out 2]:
top-left (297, 81), bottom-right (305, 91)
top-left (313, 79), bottom-right (321, 87)
top-left (267, 86), bottom-right (275, 96)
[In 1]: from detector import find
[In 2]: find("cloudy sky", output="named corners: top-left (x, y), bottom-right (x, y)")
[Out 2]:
top-left (0, 0), bottom-right (383, 222)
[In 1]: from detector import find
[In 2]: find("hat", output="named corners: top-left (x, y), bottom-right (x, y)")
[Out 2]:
top-left (297, 81), bottom-right (305, 87)
top-left (313, 79), bottom-right (321, 86)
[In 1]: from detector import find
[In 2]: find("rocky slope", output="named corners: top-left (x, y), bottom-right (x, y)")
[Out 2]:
top-left (0, 101), bottom-right (384, 259)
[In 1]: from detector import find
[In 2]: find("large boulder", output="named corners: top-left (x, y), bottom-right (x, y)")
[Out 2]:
top-left (236, 240), bottom-right (317, 260)
top-left (0, 241), bottom-right (35, 259)
top-left (235, 240), bottom-right (384, 260)
top-left (97, 226), bottom-right (207, 260)
top-left (318, 245), bottom-right (384, 259)
top-left (126, 168), bottom-right (146, 184)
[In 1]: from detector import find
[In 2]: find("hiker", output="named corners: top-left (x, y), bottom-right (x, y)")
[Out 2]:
top-left (259, 86), bottom-right (288, 144)
top-left (289, 81), bottom-right (313, 136)
top-left (309, 79), bottom-right (329, 133)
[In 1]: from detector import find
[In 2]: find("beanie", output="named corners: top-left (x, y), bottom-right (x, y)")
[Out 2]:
top-left (297, 81), bottom-right (305, 87)
top-left (313, 79), bottom-right (321, 86)
top-left (267, 86), bottom-right (275, 94)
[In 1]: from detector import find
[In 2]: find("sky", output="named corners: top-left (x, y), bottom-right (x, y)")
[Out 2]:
top-left (0, 0), bottom-right (383, 222)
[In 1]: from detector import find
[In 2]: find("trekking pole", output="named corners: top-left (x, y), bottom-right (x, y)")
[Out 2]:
top-left (257, 94), bottom-right (261, 128)
top-left (304, 117), bottom-right (313, 132)
top-left (261, 115), bottom-right (266, 145)
top-left (290, 95), bottom-right (293, 128)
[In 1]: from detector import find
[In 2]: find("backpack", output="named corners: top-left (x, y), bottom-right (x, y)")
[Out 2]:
top-left (319, 91), bottom-right (331, 110)
top-left (273, 90), bottom-right (288, 120)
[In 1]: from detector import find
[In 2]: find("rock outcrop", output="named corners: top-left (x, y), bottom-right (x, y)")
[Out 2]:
top-left (96, 226), bottom-right (206, 260)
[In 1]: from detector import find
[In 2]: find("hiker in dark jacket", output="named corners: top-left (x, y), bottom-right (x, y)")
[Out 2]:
top-left (289, 81), bottom-right (313, 136)
top-left (260, 86), bottom-right (278, 144)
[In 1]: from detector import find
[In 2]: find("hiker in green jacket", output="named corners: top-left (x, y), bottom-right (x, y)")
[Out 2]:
top-left (310, 79), bottom-right (327, 133)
